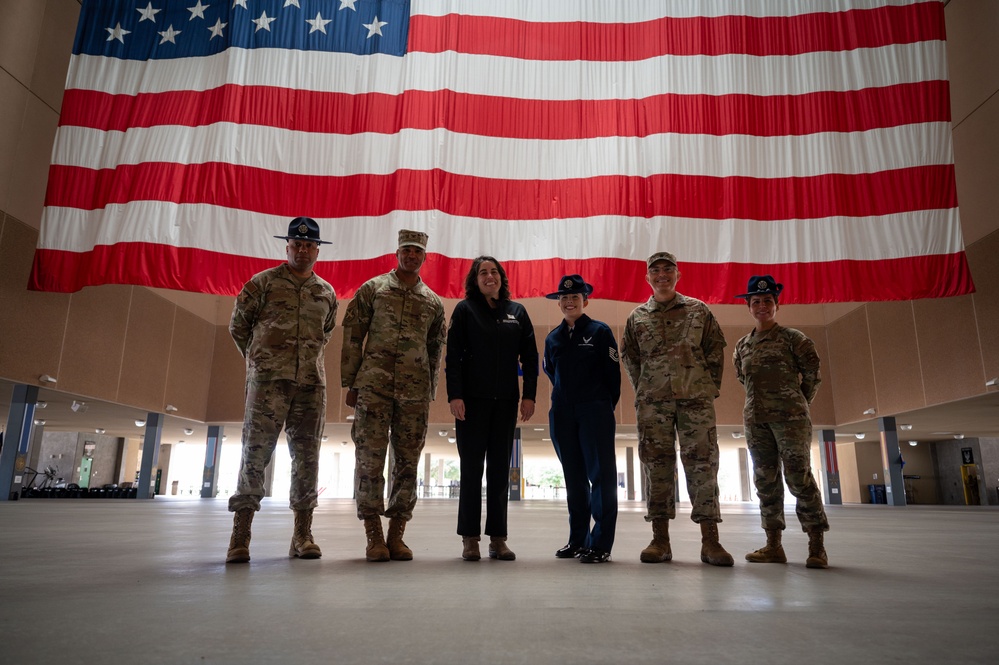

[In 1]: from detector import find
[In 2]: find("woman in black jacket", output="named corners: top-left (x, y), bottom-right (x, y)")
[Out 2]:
top-left (446, 256), bottom-right (539, 561)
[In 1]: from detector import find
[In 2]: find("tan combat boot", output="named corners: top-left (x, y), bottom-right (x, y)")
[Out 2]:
top-left (640, 518), bottom-right (672, 563)
top-left (225, 508), bottom-right (254, 564)
top-left (386, 517), bottom-right (413, 561)
top-left (488, 536), bottom-right (516, 560)
top-left (699, 521), bottom-right (735, 566)
top-left (806, 527), bottom-right (829, 569)
top-left (289, 509), bottom-right (322, 559)
top-left (745, 528), bottom-right (787, 563)
top-left (363, 516), bottom-right (390, 562)
top-left (461, 536), bottom-right (481, 561)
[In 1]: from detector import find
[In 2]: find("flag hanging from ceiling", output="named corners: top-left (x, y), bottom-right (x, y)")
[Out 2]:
top-left (29, 0), bottom-right (974, 303)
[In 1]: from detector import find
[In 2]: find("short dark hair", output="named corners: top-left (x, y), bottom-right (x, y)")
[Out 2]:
top-left (464, 256), bottom-right (511, 303)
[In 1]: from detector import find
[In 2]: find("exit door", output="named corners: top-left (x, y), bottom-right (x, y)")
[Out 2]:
top-left (79, 458), bottom-right (93, 489)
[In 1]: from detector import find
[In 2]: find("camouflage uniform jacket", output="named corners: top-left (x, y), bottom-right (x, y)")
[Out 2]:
top-left (340, 270), bottom-right (446, 402)
top-left (734, 323), bottom-right (821, 424)
top-left (229, 263), bottom-right (338, 385)
top-left (621, 293), bottom-right (726, 401)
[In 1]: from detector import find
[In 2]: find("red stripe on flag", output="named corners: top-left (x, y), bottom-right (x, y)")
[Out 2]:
top-left (824, 441), bottom-right (840, 475)
top-left (44, 163), bottom-right (957, 221)
top-left (408, 3), bottom-right (945, 59)
top-left (29, 245), bottom-right (973, 303)
top-left (58, 81), bottom-right (952, 138)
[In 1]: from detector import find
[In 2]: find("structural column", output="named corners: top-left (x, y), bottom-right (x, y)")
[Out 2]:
top-left (625, 446), bottom-right (636, 501)
top-left (201, 425), bottom-right (224, 498)
top-left (878, 416), bottom-right (906, 506)
top-left (0, 384), bottom-right (39, 501)
top-left (136, 413), bottom-right (163, 499)
top-left (818, 429), bottom-right (843, 505)
top-left (509, 427), bottom-right (522, 501)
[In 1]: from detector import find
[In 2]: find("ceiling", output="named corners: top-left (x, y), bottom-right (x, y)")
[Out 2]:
top-left (4, 377), bottom-right (998, 459)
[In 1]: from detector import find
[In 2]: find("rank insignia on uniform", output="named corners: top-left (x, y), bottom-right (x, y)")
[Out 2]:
top-left (609, 348), bottom-right (619, 362)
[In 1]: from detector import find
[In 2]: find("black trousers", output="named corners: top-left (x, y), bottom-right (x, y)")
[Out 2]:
top-left (455, 398), bottom-right (519, 537)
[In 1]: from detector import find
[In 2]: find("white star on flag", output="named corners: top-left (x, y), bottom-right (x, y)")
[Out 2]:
top-left (105, 23), bottom-right (131, 43)
top-left (232, 0), bottom-right (247, 9)
top-left (306, 12), bottom-right (332, 34)
top-left (364, 16), bottom-right (388, 38)
top-left (339, 0), bottom-right (357, 11)
top-left (188, 2), bottom-right (209, 21)
top-left (208, 17), bottom-right (227, 38)
top-left (158, 25), bottom-right (182, 44)
top-left (253, 11), bottom-right (277, 32)
top-left (284, 1), bottom-right (301, 8)
top-left (137, 3), bottom-right (161, 23)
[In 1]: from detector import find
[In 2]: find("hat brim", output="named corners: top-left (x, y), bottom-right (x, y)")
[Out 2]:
top-left (735, 289), bottom-right (781, 299)
top-left (274, 235), bottom-right (332, 245)
top-left (545, 285), bottom-right (594, 299)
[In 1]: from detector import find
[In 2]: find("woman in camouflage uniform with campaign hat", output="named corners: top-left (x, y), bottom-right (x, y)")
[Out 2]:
top-left (733, 275), bottom-right (829, 568)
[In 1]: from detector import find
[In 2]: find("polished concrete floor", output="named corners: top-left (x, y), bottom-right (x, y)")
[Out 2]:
top-left (1, 496), bottom-right (997, 664)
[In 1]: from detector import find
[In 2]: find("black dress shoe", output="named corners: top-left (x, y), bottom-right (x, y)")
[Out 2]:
top-left (580, 549), bottom-right (611, 564)
top-left (555, 544), bottom-right (584, 559)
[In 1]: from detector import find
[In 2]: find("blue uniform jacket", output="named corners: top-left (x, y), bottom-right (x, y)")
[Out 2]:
top-left (544, 314), bottom-right (621, 407)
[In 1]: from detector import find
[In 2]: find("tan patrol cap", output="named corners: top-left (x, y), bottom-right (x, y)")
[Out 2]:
top-left (646, 251), bottom-right (677, 269)
top-left (398, 229), bottom-right (428, 250)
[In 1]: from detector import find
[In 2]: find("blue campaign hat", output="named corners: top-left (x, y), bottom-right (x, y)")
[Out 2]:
top-left (736, 275), bottom-right (784, 300)
top-left (274, 216), bottom-right (331, 245)
top-left (546, 274), bottom-right (594, 299)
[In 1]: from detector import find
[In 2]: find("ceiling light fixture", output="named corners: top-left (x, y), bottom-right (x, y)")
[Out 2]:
top-left (135, 419), bottom-right (145, 427)
top-left (986, 377), bottom-right (998, 387)
top-left (899, 424), bottom-right (913, 431)
top-left (731, 432), bottom-right (744, 439)
top-left (908, 441), bottom-right (918, 446)
top-left (165, 404), bottom-right (178, 412)
top-left (95, 428), bottom-right (105, 434)
top-left (447, 436), bottom-right (456, 443)
top-left (438, 430), bottom-right (449, 437)
top-left (855, 433), bottom-right (866, 440)
top-left (862, 408), bottom-right (876, 416)
top-left (70, 400), bottom-right (88, 413)
top-left (183, 428), bottom-right (194, 436)
top-left (36, 401), bottom-right (48, 409)
top-left (34, 419), bottom-right (46, 426)
top-left (39, 374), bottom-right (57, 384)
top-left (954, 434), bottom-right (965, 440)
top-left (322, 436), bottom-right (329, 442)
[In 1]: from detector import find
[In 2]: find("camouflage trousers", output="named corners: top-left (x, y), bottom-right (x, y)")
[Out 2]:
top-left (637, 397), bottom-right (721, 523)
top-left (746, 421), bottom-right (829, 532)
top-left (352, 389), bottom-right (430, 521)
top-left (228, 380), bottom-right (325, 513)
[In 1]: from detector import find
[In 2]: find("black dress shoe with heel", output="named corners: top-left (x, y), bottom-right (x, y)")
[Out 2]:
top-left (555, 543), bottom-right (584, 559)
top-left (580, 549), bottom-right (611, 564)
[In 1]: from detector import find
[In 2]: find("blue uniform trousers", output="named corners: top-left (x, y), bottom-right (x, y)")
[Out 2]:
top-left (550, 399), bottom-right (618, 553)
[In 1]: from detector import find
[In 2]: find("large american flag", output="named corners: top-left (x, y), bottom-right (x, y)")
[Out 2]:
top-left (29, 0), bottom-right (974, 303)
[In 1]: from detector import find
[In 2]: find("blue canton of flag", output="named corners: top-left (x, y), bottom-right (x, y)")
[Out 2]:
top-left (73, 0), bottom-right (411, 59)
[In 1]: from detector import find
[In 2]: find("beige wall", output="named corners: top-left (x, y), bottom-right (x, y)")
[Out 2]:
top-left (2, 1), bottom-right (999, 443)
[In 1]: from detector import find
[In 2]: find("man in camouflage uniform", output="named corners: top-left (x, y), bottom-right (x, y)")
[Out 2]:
top-left (621, 251), bottom-right (733, 566)
top-left (734, 275), bottom-right (829, 568)
top-left (341, 229), bottom-right (446, 562)
top-left (226, 217), bottom-right (338, 564)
